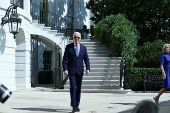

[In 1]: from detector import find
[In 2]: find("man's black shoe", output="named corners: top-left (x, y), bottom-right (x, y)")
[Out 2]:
top-left (76, 107), bottom-right (80, 112)
top-left (72, 107), bottom-right (77, 113)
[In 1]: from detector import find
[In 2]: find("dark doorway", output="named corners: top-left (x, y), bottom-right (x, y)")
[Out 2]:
top-left (43, 51), bottom-right (52, 70)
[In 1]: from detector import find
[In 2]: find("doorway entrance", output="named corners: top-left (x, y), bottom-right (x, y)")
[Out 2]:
top-left (31, 35), bottom-right (63, 88)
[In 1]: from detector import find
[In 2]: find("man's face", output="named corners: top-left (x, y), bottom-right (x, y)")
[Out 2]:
top-left (73, 33), bottom-right (81, 44)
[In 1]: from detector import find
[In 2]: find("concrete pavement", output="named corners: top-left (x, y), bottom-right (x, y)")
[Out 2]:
top-left (0, 88), bottom-right (170, 113)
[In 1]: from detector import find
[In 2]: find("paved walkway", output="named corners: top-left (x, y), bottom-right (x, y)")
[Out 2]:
top-left (0, 88), bottom-right (170, 113)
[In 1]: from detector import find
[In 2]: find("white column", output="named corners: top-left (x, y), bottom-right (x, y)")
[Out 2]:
top-left (24, 0), bottom-right (30, 14)
top-left (15, 32), bottom-right (31, 89)
top-left (15, 16), bottom-right (31, 89)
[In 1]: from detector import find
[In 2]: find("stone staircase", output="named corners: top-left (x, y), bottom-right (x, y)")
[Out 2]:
top-left (64, 39), bottom-right (131, 93)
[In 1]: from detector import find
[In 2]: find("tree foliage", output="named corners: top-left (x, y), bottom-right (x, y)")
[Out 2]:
top-left (86, 0), bottom-right (170, 45)
top-left (95, 14), bottom-right (140, 67)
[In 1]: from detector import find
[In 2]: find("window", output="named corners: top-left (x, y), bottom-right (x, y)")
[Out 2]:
top-left (40, 0), bottom-right (48, 24)
top-left (43, 51), bottom-right (52, 70)
top-left (10, 0), bottom-right (23, 9)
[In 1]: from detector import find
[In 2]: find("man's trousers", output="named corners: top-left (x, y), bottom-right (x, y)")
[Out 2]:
top-left (69, 73), bottom-right (83, 107)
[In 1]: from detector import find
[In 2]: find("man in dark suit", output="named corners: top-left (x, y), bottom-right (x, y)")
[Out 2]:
top-left (62, 32), bottom-right (90, 112)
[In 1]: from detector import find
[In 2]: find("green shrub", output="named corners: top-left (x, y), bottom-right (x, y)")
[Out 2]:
top-left (134, 39), bottom-right (166, 68)
top-left (130, 68), bottom-right (162, 91)
top-left (94, 14), bottom-right (140, 67)
top-left (38, 71), bottom-right (53, 84)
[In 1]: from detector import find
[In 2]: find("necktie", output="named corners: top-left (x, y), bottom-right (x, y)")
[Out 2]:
top-left (75, 44), bottom-right (79, 57)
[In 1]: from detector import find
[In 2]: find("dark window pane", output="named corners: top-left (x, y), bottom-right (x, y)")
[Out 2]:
top-left (43, 51), bottom-right (52, 70)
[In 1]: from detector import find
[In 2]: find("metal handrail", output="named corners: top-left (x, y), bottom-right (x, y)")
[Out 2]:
top-left (120, 43), bottom-right (131, 89)
top-left (54, 67), bottom-right (63, 89)
top-left (30, 2), bottom-right (73, 37)
top-left (124, 65), bottom-right (130, 89)
top-left (120, 43), bottom-right (124, 87)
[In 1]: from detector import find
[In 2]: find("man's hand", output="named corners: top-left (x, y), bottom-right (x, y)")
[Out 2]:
top-left (64, 70), bottom-right (68, 77)
top-left (86, 70), bottom-right (90, 76)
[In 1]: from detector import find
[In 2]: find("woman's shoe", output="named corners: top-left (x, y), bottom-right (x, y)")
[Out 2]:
top-left (153, 97), bottom-right (160, 105)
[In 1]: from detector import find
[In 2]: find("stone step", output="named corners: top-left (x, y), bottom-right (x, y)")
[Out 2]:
top-left (36, 24), bottom-right (45, 28)
top-left (80, 39), bottom-right (100, 42)
top-left (87, 50), bottom-right (110, 54)
top-left (87, 64), bottom-right (120, 68)
top-left (84, 45), bottom-right (106, 47)
top-left (80, 41), bottom-right (101, 44)
top-left (66, 80), bottom-right (119, 85)
top-left (89, 57), bottom-right (122, 60)
top-left (64, 84), bottom-right (120, 89)
top-left (85, 67), bottom-right (120, 70)
top-left (86, 45), bottom-right (108, 48)
top-left (53, 88), bottom-right (131, 93)
top-left (32, 20), bottom-right (38, 24)
top-left (83, 72), bottom-right (120, 76)
top-left (87, 49), bottom-right (110, 52)
top-left (86, 47), bottom-right (109, 50)
top-left (88, 68), bottom-right (120, 72)
top-left (88, 54), bottom-right (109, 57)
top-left (82, 76), bottom-right (120, 80)
top-left (89, 60), bottom-right (121, 64)
top-left (80, 89), bottom-right (131, 93)
top-left (42, 27), bottom-right (51, 31)
top-left (48, 30), bottom-right (58, 34)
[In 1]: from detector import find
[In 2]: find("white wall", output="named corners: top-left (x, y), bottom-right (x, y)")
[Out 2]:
top-left (15, 3), bottom-right (32, 90)
top-left (24, 0), bottom-right (31, 14)
top-left (0, 0), bottom-right (32, 90)
top-left (0, 21), bottom-right (17, 91)
top-left (74, 0), bottom-right (92, 29)
top-left (0, 0), bottom-right (16, 91)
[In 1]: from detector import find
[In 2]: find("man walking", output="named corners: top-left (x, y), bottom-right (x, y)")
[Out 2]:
top-left (62, 32), bottom-right (90, 112)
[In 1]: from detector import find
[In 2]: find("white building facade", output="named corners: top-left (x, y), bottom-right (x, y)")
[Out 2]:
top-left (0, 0), bottom-right (92, 91)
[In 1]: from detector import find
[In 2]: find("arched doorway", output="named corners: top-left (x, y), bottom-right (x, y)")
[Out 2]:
top-left (31, 35), bottom-right (63, 88)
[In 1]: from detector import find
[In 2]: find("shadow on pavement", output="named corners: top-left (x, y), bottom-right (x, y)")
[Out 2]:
top-left (118, 100), bottom-right (170, 113)
top-left (159, 104), bottom-right (170, 106)
top-left (12, 108), bottom-right (72, 113)
top-left (110, 103), bottom-right (138, 105)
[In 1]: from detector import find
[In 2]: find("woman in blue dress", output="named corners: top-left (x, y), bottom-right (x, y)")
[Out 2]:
top-left (154, 44), bottom-right (170, 104)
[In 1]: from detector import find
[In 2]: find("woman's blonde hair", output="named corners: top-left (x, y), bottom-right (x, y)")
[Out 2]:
top-left (162, 44), bottom-right (170, 53)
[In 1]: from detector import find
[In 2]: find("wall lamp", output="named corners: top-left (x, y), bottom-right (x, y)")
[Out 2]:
top-left (1, 4), bottom-right (22, 39)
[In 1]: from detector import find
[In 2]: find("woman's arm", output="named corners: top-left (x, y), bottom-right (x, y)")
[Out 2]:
top-left (160, 53), bottom-right (166, 79)
top-left (161, 65), bottom-right (164, 73)
top-left (161, 65), bottom-right (166, 79)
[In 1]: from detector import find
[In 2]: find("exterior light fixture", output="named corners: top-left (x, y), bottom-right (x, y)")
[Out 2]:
top-left (1, 4), bottom-right (22, 39)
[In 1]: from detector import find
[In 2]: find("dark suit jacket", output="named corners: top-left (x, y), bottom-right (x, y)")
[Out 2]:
top-left (62, 43), bottom-right (90, 75)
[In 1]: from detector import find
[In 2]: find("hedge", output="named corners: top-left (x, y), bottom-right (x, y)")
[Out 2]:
top-left (134, 39), bottom-right (166, 68)
top-left (130, 68), bottom-right (163, 91)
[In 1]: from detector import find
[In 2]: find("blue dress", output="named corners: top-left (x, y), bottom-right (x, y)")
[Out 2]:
top-left (160, 53), bottom-right (170, 88)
